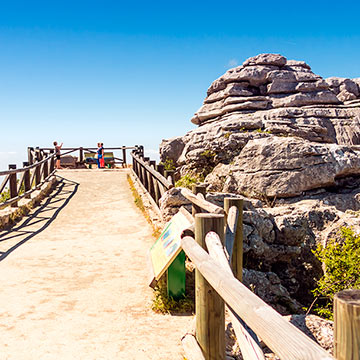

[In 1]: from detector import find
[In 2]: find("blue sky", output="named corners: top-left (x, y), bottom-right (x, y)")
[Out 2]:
top-left (0, 0), bottom-right (360, 169)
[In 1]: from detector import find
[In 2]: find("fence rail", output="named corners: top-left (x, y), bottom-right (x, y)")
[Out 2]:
top-left (130, 146), bottom-right (174, 208)
top-left (0, 150), bottom-right (56, 209)
top-left (128, 162), bottom-right (359, 360)
top-left (1, 145), bottom-right (137, 209)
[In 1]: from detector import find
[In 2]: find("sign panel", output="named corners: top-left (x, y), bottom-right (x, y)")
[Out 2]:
top-left (150, 207), bottom-right (193, 281)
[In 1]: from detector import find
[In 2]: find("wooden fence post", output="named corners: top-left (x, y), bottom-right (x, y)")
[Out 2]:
top-left (334, 289), bottom-right (360, 360)
top-left (192, 184), bottom-right (207, 217)
top-left (122, 146), bottom-right (127, 167)
top-left (35, 162), bottom-right (41, 186)
top-left (43, 156), bottom-right (49, 179)
top-left (224, 198), bottom-right (244, 281)
top-left (23, 162), bottom-right (31, 199)
top-left (8, 165), bottom-right (18, 207)
top-left (148, 160), bottom-right (156, 200)
top-left (157, 164), bottom-right (164, 176)
top-left (153, 164), bottom-right (161, 205)
top-left (137, 153), bottom-right (144, 184)
top-left (35, 147), bottom-right (41, 161)
top-left (143, 157), bottom-right (150, 191)
top-left (195, 213), bottom-right (225, 360)
top-left (49, 150), bottom-right (55, 173)
top-left (27, 147), bottom-right (34, 165)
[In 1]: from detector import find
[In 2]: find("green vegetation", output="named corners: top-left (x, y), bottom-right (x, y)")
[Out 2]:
top-left (152, 281), bottom-right (194, 314)
top-left (310, 227), bottom-right (360, 320)
top-left (1, 180), bottom-right (25, 204)
top-left (175, 174), bottom-right (204, 189)
top-left (152, 267), bottom-right (195, 314)
top-left (200, 149), bottom-right (216, 159)
top-left (254, 128), bottom-right (271, 134)
top-left (127, 174), bottom-right (161, 239)
top-left (1, 188), bottom-right (10, 203)
top-left (160, 158), bottom-right (176, 171)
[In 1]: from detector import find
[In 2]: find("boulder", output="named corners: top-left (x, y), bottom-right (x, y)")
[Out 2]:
top-left (210, 137), bottom-right (360, 198)
top-left (243, 53), bottom-right (287, 67)
top-left (159, 136), bottom-right (185, 164)
top-left (285, 59), bottom-right (311, 70)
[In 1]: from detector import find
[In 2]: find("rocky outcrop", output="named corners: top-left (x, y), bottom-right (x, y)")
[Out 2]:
top-left (206, 136), bottom-right (360, 198)
top-left (191, 54), bottom-right (360, 126)
top-left (158, 53), bottom-right (360, 313)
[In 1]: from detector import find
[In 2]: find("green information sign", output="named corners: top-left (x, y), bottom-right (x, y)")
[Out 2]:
top-left (149, 207), bottom-right (193, 299)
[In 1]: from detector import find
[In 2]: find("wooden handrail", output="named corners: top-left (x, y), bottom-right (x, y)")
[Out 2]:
top-left (181, 234), bottom-right (333, 360)
top-left (39, 146), bottom-right (136, 151)
top-left (0, 154), bottom-right (54, 176)
top-left (0, 169), bottom-right (56, 209)
top-left (181, 188), bottom-right (224, 214)
top-left (131, 152), bottom-right (173, 189)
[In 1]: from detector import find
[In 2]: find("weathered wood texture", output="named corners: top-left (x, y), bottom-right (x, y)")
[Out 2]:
top-left (334, 289), bottom-right (360, 360)
top-left (181, 188), bottom-right (224, 215)
top-left (192, 184), bottom-right (206, 216)
top-left (195, 213), bottom-right (225, 360)
top-left (8, 165), bottom-right (18, 207)
top-left (181, 235), bottom-right (333, 360)
top-left (205, 231), bottom-right (265, 360)
top-left (131, 152), bottom-right (173, 189)
top-left (224, 198), bottom-right (243, 281)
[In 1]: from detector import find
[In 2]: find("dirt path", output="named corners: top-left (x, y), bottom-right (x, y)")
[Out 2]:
top-left (0, 169), bottom-right (192, 359)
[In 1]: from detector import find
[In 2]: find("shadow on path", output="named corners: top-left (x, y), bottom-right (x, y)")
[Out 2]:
top-left (0, 175), bottom-right (79, 262)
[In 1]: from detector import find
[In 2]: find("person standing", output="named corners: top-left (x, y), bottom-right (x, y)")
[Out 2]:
top-left (54, 141), bottom-right (63, 169)
top-left (96, 142), bottom-right (104, 169)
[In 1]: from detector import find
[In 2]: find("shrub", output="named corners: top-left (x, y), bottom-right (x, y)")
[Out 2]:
top-left (175, 174), bottom-right (204, 189)
top-left (1, 188), bottom-right (10, 203)
top-left (311, 227), bottom-right (360, 320)
top-left (160, 158), bottom-right (176, 171)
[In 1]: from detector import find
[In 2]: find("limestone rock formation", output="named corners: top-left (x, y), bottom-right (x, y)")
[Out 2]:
top-left (159, 53), bottom-right (360, 312)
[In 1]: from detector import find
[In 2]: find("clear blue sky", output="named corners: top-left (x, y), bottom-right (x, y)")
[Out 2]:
top-left (0, 0), bottom-right (360, 169)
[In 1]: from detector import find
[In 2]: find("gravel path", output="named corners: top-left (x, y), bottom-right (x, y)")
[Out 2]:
top-left (0, 169), bottom-right (192, 359)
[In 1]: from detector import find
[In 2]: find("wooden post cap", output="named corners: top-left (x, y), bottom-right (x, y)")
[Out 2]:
top-left (334, 289), bottom-right (360, 360)
top-left (335, 289), bottom-right (360, 304)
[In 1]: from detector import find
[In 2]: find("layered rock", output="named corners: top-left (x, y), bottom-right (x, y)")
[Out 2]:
top-left (190, 54), bottom-right (360, 126)
top-left (159, 53), bottom-right (360, 312)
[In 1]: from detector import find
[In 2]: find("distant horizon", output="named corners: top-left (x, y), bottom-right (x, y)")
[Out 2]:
top-left (1, 1), bottom-right (359, 171)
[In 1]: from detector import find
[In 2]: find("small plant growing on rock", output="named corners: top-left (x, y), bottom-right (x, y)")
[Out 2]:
top-left (175, 174), bottom-right (204, 189)
top-left (254, 128), bottom-right (271, 134)
top-left (223, 132), bottom-right (231, 139)
top-left (160, 158), bottom-right (176, 171)
top-left (1, 188), bottom-right (10, 203)
top-left (200, 149), bottom-right (216, 158)
top-left (310, 227), bottom-right (360, 320)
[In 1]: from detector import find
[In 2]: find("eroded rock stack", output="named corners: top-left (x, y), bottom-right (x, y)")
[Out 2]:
top-left (159, 53), bottom-right (360, 313)
top-left (191, 53), bottom-right (360, 125)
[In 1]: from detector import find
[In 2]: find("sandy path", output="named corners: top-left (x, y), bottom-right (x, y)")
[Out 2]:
top-left (0, 169), bottom-right (192, 360)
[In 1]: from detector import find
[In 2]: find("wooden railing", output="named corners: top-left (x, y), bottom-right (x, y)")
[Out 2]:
top-left (1, 145), bottom-right (137, 209)
top-left (130, 146), bottom-right (174, 208)
top-left (178, 185), bottom-right (358, 360)
top-left (121, 146), bottom-right (360, 359)
top-left (30, 146), bottom-right (136, 166)
top-left (0, 148), bottom-right (58, 209)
